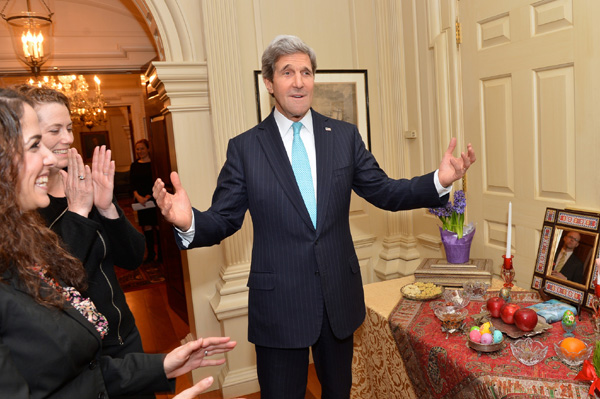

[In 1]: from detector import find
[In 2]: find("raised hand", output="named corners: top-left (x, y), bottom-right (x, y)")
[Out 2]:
top-left (438, 138), bottom-right (476, 188)
top-left (59, 148), bottom-right (93, 217)
top-left (163, 336), bottom-right (237, 379)
top-left (91, 145), bottom-right (118, 218)
top-left (153, 171), bottom-right (193, 231)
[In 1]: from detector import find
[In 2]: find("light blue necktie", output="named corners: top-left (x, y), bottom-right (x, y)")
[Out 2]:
top-left (291, 121), bottom-right (316, 228)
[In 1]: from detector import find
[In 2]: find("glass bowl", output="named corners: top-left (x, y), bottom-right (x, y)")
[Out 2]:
top-left (442, 288), bottom-right (471, 309)
top-left (462, 281), bottom-right (490, 300)
top-left (433, 306), bottom-right (468, 333)
top-left (554, 339), bottom-right (593, 366)
top-left (510, 338), bottom-right (548, 366)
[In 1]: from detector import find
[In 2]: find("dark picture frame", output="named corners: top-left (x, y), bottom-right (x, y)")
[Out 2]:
top-left (254, 69), bottom-right (371, 150)
top-left (531, 208), bottom-right (600, 313)
top-left (80, 130), bottom-right (110, 163)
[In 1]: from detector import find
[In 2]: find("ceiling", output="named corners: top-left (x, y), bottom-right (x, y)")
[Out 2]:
top-left (0, 0), bottom-right (159, 76)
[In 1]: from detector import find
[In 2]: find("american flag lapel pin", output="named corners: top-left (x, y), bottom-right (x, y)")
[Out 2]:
top-left (325, 127), bottom-right (331, 131)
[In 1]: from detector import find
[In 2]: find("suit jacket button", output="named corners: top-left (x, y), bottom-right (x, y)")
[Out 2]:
top-left (89, 360), bottom-right (97, 370)
top-left (315, 270), bottom-right (320, 275)
top-left (315, 239), bottom-right (319, 246)
top-left (97, 392), bottom-right (106, 399)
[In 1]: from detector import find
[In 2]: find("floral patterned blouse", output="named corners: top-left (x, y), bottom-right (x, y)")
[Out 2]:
top-left (34, 265), bottom-right (109, 339)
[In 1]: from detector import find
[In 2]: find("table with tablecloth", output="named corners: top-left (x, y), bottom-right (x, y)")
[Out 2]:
top-left (350, 276), bottom-right (595, 399)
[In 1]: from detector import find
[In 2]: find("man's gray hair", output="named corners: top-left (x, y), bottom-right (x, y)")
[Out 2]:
top-left (261, 35), bottom-right (317, 81)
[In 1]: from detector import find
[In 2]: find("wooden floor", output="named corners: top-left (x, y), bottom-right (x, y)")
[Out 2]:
top-left (127, 283), bottom-right (321, 398)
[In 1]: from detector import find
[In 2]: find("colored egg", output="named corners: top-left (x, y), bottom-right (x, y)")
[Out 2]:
top-left (470, 326), bottom-right (480, 332)
top-left (469, 330), bottom-right (482, 343)
top-left (493, 330), bottom-right (503, 343)
top-left (500, 287), bottom-right (512, 302)
top-left (562, 310), bottom-right (575, 326)
top-left (481, 333), bottom-right (493, 345)
top-left (480, 322), bottom-right (492, 335)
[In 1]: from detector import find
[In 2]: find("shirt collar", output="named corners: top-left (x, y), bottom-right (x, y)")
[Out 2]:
top-left (273, 108), bottom-right (313, 138)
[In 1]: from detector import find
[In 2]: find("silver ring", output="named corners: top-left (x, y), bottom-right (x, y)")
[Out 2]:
top-left (78, 175), bottom-right (85, 180)
top-left (204, 350), bottom-right (208, 357)
top-left (103, 172), bottom-right (108, 176)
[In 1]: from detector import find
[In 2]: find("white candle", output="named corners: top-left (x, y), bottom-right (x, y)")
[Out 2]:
top-left (506, 202), bottom-right (512, 257)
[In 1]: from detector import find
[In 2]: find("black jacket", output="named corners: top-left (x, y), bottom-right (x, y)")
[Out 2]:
top-left (0, 271), bottom-right (173, 398)
top-left (38, 196), bottom-right (145, 348)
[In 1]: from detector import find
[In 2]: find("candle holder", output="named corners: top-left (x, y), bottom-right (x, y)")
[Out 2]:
top-left (502, 255), bottom-right (515, 288)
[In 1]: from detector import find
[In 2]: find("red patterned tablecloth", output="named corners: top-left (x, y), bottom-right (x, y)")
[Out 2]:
top-left (389, 291), bottom-right (595, 399)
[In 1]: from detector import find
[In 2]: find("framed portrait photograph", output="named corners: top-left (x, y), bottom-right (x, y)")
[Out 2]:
top-left (254, 69), bottom-right (371, 150)
top-left (531, 207), bottom-right (600, 312)
top-left (80, 131), bottom-right (110, 162)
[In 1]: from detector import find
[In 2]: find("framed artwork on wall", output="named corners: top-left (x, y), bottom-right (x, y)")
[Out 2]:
top-left (254, 69), bottom-right (371, 150)
top-left (80, 130), bottom-right (110, 163)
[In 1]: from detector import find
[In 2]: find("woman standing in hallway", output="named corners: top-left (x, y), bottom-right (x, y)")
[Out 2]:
top-left (130, 139), bottom-right (161, 263)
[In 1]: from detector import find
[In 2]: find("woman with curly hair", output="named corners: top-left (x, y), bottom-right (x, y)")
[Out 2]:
top-left (0, 89), bottom-right (236, 399)
top-left (12, 84), bottom-right (149, 377)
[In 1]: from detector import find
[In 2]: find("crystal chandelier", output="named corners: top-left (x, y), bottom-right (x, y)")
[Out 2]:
top-left (29, 75), bottom-right (108, 129)
top-left (1, 0), bottom-right (54, 76)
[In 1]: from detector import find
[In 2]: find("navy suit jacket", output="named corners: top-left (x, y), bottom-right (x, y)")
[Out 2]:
top-left (179, 109), bottom-right (447, 348)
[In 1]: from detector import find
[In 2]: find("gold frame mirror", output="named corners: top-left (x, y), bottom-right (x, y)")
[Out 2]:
top-left (532, 208), bottom-right (600, 311)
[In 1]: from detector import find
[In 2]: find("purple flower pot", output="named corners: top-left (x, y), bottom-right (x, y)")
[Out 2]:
top-left (440, 226), bottom-right (476, 264)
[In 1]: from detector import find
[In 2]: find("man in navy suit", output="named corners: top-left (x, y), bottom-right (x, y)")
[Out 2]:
top-left (153, 35), bottom-right (476, 398)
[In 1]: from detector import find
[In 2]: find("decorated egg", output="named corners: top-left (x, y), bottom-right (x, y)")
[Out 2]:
top-left (499, 287), bottom-right (512, 302)
top-left (481, 332), bottom-right (493, 345)
top-left (470, 326), bottom-right (480, 332)
top-left (480, 322), bottom-right (492, 335)
top-left (493, 330), bottom-right (503, 343)
top-left (469, 330), bottom-right (482, 343)
top-left (562, 310), bottom-right (575, 327)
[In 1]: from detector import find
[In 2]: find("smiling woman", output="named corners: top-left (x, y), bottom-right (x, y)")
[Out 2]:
top-left (17, 102), bottom-right (57, 211)
top-left (0, 87), bottom-right (236, 399)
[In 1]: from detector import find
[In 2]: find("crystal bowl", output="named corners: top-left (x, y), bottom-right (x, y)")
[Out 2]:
top-left (510, 338), bottom-right (548, 366)
top-left (462, 281), bottom-right (490, 300)
top-left (554, 340), bottom-right (593, 366)
top-left (433, 306), bottom-right (468, 333)
top-left (442, 288), bottom-right (471, 309)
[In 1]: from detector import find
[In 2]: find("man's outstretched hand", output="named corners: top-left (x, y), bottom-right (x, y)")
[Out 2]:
top-left (438, 138), bottom-right (476, 188)
top-left (153, 171), bottom-right (193, 231)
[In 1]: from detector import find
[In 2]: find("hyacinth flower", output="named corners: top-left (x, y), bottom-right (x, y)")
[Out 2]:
top-left (429, 190), bottom-right (467, 239)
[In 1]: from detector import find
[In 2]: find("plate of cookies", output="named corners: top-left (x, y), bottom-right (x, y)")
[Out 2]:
top-left (401, 282), bottom-right (444, 301)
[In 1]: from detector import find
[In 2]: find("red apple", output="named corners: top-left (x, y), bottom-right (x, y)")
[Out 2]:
top-left (514, 308), bottom-right (538, 332)
top-left (487, 297), bottom-right (505, 318)
top-left (500, 303), bottom-right (520, 325)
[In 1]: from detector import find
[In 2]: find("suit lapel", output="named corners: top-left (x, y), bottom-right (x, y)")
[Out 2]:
top-left (257, 113), bottom-right (315, 230)
top-left (312, 110), bottom-right (333, 236)
top-left (63, 303), bottom-right (103, 345)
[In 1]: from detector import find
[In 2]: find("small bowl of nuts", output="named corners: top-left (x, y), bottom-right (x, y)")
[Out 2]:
top-left (401, 282), bottom-right (444, 301)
